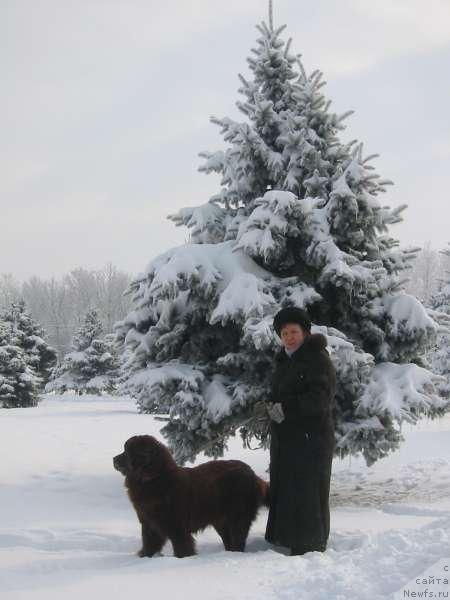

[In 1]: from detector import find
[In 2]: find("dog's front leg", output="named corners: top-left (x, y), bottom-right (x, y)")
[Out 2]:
top-left (170, 531), bottom-right (196, 558)
top-left (138, 523), bottom-right (166, 557)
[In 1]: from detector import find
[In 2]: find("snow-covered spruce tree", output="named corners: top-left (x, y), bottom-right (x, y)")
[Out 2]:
top-left (0, 318), bottom-right (40, 408)
top-left (71, 308), bottom-right (103, 352)
top-left (0, 300), bottom-right (57, 391)
top-left (427, 244), bottom-right (450, 396)
top-left (115, 6), bottom-right (446, 465)
top-left (46, 309), bottom-right (119, 395)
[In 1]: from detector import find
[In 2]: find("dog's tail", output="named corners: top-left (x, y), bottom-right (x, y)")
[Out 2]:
top-left (256, 477), bottom-right (270, 508)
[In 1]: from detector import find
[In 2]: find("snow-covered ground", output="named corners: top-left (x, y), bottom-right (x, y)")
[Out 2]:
top-left (1, 394), bottom-right (449, 599)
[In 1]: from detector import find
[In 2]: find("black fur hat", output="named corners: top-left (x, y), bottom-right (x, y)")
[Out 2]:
top-left (273, 306), bottom-right (311, 337)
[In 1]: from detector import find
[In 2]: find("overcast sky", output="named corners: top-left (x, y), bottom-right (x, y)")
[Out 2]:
top-left (2, 0), bottom-right (450, 281)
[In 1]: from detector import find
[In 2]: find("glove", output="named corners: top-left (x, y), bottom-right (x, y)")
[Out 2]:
top-left (267, 402), bottom-right (285, 424)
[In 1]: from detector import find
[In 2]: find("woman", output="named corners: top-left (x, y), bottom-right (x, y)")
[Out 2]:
top-left (264, 306), bottom-right (336, 556)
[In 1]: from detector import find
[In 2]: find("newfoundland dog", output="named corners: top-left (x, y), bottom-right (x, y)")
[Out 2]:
top-left (113, 435), bottom-right (269, 558)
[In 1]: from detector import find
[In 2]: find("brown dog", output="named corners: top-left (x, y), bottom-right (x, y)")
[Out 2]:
top-left (113, 435), bottom-right (269, 558)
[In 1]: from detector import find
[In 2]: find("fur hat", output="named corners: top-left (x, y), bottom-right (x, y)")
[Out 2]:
top-left (273, 307), bottom-right (311, 337)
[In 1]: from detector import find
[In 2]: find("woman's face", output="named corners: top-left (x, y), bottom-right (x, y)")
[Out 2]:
top-left (280, 323), bottom-right (306, 350)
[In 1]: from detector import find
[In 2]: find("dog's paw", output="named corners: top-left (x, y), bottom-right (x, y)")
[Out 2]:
top-left (137, 548), bottom-right (164, 558)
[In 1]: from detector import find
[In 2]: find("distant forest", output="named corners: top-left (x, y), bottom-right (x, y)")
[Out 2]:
top-left (0, 263), bottom-right (133, 359)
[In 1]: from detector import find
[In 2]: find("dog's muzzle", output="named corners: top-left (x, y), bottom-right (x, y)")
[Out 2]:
top-left (113, 453), bottom-right (127, 475)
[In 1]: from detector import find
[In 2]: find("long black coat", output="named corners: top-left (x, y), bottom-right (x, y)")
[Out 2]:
top-left (265, 333), bottom-right (336, 551)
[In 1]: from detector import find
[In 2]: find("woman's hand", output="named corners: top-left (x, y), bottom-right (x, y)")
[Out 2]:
top-left (267, 402), bottom-right (285, 423)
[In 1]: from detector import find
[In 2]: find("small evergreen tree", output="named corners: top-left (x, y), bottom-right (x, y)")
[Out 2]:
top-left (1, 300), bottom-right (57, 390)
top-left (115, 5), bottom-right (446, 465)
top-left (0, 319), bottom-right (40, 408)
top-left (71, 308), bottom-right (103, 352)
top-left (46, 310), bottom-right (119, 395)
top-left (428, 244), bottom-right (450, 396)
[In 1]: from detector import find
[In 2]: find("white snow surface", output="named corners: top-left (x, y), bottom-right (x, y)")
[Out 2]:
top-left (1, 394), bottom-right (449, 600)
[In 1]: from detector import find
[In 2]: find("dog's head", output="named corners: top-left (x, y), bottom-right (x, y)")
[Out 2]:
top-left (113, 435), bottom-right (176, 482)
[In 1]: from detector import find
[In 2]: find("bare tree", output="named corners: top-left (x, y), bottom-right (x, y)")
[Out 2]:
top-left (405, 242), bottom-right (443, 303)
top-left (22, 276), bottom-right (73, 360)
top-left (63, 267), bottom-right (99, 328)
top-left (0, 273), bottom-right (21, 310)
top-left (93, 262), bottom-right (133, 332)
top-left (436, 243), bottom-right (450, 292)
